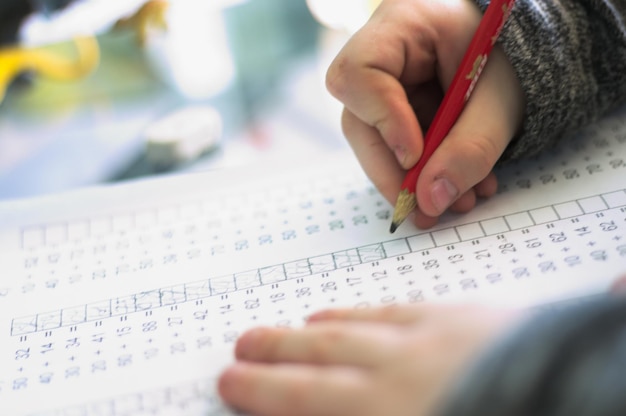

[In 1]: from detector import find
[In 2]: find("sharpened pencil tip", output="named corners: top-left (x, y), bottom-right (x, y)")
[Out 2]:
top-left (390, 189), bottom-right (417, 234)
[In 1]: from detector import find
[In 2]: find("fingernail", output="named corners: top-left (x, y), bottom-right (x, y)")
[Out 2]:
top-left (610, 275), bottom-right (626, 295)
top-left (217, 363), bottom-right (248, 396)
top-left (394, 146), bottom-right (406, 166)
top-left (306, 309), bottom-right (335, 323)
top-left (431, 178), bottom-right (458, 213)
top-left (235, 328), bottom-right (264, 358)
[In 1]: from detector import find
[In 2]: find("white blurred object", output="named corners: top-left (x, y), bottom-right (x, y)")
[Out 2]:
top-left (19, 0), bottom-right (146, 46)
top-left (144, 105), bottom-right (222, 168)
top-left (306, 0), bottom-right (376, 33)
top-left (19, 0), bottom-right (246, 47)
top-left (143, 1), bottom-right (236, 99)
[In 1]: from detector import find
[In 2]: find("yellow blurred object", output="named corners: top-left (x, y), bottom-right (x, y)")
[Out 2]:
top-left (369, 0), bottom-right (382, 12)
top-left (114, 0), bottom-right (169, 47)
top-left (0, 36), bottom-right (100, 104)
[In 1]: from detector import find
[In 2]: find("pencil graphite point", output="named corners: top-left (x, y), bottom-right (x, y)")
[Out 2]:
top-left (389, 189), bottom-right (417, 233)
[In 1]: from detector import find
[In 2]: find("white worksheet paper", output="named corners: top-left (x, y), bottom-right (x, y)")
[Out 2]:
top-left (0, 107), bottom-right (625, 415)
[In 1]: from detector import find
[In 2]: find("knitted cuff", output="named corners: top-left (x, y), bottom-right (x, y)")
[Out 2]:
top-left (435, 295), bottom-right (626, 416)
top-left (473, 0), bottom-right (598, 162)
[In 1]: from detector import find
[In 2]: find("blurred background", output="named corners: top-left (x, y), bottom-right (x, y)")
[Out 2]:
top-left (0, 0), bottom-right (380, 200)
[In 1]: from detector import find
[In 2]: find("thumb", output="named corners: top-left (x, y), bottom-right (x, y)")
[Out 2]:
top-left (415, 47), bottom-right (524, 217)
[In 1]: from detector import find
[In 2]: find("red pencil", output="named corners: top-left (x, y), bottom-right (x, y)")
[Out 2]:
top-left (389, 0), bottom-right (516, 233)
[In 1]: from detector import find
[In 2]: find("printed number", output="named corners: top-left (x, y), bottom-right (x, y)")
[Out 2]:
top-left (448, 254), bottom-right (464, 264)
top-left (434, 284), bottom-right (450, 296)
top-left (329, 220), bottom-right (344, 230)
top-left (591, 250), bottom-right (608, 261)
top-left (352, 215), bottom-right (368, 226)
top-left (460, 278), bottom-right (477, 290)
top-left (575, 227), bottom-right (591, 236)
top-left (549, 232), bottom-right (567, 243)
top-left (15, 348), bottom-right (30, 361)
top-left (397, 265), bottom-right (414, 274)
top-left (585, 164), bottom-right (602, 174)
top-left (421, 260), bottom-right (438, 270)
top-left (486, 273), bottom-right (502, 284)
top-left (538, 261), bottom-right (556, 273)
top-left (376, 210), bottom-right (390, 220)
top-left (512, 267), bottom-right (529, 279)
top-left (600, 221), bottom-right (617, 232)
top-left (525, 238), bottom-right (542, 248)
top-left (499, 243), bottom-right (516, 254)
top-left (407, 289), bottom-right (424, 303)
top-left (295, 288), bottom-right (311, 297)
top-left (564, 256), bottom-right (581, 267)
top-left (306, 225), bottom-right (320, 235)
top-left (563, 168), bottom-right (580, 179)
top-left (371, 271), bottom-right (388, 281)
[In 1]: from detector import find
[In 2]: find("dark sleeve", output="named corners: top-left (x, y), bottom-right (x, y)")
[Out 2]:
top-left (435, 294), bottom-right (626, 416)
top-left (474, 0), bottom-right (626, 161)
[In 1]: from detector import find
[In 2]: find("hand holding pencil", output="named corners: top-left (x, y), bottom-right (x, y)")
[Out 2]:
top-left (389, 0), bottom-right (516, 232)
top-left (326, 0), bottom-right (525, 230)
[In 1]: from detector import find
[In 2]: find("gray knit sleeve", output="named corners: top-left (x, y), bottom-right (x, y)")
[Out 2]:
top-left (435, 294), bottom-right (626, 416)
top-left (474, 0), bottom-right (626, 161)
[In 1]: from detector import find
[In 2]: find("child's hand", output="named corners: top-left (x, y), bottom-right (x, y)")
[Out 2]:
top-left (218, 303), bottom-right (521, 416)
top-left (325, 0), bottom-right (525, 228)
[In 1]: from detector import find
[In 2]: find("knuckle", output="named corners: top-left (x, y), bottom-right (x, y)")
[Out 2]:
top-left (308, 328), bottom-right (344, 362)
top-left (325, 55), bottom-right (351, 100)
top-left (459, 133), bottom-right (502, 179)
top-left (340, 108), bottom-right (358, 138)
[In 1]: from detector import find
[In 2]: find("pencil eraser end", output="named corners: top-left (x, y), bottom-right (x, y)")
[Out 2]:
top-left (144, 105), bottom-right (222, 168)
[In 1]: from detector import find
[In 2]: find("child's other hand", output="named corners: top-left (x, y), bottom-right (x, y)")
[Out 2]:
top-left (325, 0), bottom-right (525, 228)
top-left (218, 303), bottom-right (521, 416)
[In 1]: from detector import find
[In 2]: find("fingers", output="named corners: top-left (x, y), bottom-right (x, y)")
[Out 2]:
top-left (326, 5), bottom-right (435, 169)
top-left (218, 362), bottom-right (367, 416)
top-left (341, 109), bottom-right (405, 205)
top-left (610, 275), bottom-right (626, 294)
top-left (473, 172), bottom-right (499, 198)
top-left (234, 323), bottom-right (396, 367)
top-left (415, 46), bottom-right (525, 217)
